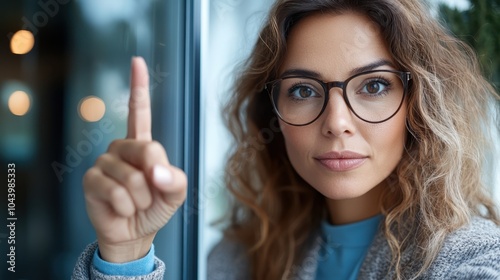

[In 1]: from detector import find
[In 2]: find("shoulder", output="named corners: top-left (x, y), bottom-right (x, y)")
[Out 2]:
top-left (427, 216), bottom-right (500, 279)
top-left (207, 237), bottom-right (250, 280)
top-left (439, 216), bottom-right (500, 260)
top-left (361, 217), bottom-right (500, 279)
top-left (443, 216), bottom-right (500, 249)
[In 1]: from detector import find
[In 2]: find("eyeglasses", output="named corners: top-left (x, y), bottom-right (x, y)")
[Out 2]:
top-left (265, 70), bottom-right (412, 126)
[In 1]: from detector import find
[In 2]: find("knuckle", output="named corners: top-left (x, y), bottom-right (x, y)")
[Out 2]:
top-left (107, 184), bottom-right (124, 201)
top-left (108, 188), bottom-right (122, 207)
top-left (82, 168), bottom-right (104, 204)
top-left (123, 172), bottom-right (146, 190)
top-left (83, 167), bottom-right (100, 187)
top-left (141, 141), bottom-right (165, 158)
top-left (107, 139), bottom-right (122, 153)
top-left (94, 154), bottom-right (111, 167)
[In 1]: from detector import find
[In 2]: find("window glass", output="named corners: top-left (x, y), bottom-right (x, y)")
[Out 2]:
top-left (0, 1), bottom-right (191, 278)
top-left (199, 0), bottom-right (273, 278)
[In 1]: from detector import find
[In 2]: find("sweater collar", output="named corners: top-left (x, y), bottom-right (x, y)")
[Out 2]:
top-left (320, 214), bottom-right (383, 248)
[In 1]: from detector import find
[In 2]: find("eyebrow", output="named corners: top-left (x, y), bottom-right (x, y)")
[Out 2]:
top-left (280, 59), bottom-right (396, 79)
top-left (350, 59), bottom-right (395, 75)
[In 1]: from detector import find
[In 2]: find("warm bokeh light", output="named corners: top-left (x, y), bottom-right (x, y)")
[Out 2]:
top-left (8, 91), bottom-right (31, 116)
top-left (79, 96), bottom-right (106, 122)
top-left (10, 30), bottom-right (35, 55)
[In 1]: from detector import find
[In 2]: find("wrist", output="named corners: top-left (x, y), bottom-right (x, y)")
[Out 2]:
top-left (97, 235), bottom-right (155, 263)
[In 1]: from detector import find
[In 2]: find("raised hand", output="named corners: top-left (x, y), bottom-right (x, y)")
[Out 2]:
top-left (83, 57), bottom-right (187, 263)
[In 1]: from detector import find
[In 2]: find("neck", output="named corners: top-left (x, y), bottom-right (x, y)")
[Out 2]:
top-left (326, 182), bottom-right (385, 225)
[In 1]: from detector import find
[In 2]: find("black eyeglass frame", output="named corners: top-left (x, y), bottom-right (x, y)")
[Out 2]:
top-left (265, 69), bottom-right (412, 126)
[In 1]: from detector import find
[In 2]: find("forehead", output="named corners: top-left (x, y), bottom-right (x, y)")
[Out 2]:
top-left (280, 12), bottom-right (394, 80)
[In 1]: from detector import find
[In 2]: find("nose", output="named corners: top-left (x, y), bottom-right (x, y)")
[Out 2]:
top-left (320, 88), bottom-right (356, 137)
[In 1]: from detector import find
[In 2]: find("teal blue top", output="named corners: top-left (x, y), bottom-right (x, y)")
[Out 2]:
top-left (315, 215), bottom-right (383, 280)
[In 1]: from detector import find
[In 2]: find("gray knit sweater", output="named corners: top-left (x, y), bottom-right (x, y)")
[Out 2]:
top-left (72, 216), bottom-right (500, 279)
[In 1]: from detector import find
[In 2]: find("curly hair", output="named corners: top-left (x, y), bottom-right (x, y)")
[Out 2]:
top-left (222, 0), bottom-right (500, 279)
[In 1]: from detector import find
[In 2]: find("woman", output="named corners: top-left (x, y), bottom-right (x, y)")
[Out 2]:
top-left (73, 0), bottom-right (500, 279)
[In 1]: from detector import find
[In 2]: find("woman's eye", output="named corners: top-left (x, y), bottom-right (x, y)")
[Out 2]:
top-left (288, 86), bottom-right (320, 99)
top-left (360, 80), bottom-right (390, 96)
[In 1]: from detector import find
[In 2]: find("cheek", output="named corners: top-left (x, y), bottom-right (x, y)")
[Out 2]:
top-left (281, 123), bottom-right (299, 151)
top-left (372, 126), bottom-right (405, 154)
top-left (369, 108), bottom-right (407, 160)
top-left (280, 122), bottom-right (311, 160)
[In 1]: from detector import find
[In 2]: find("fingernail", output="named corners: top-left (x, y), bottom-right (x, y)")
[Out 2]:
top-left (153, 165), bottom-right (172, 187)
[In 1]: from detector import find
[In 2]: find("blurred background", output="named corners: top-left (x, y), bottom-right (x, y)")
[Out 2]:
top-left (0, 0), bottom-right (498, 279)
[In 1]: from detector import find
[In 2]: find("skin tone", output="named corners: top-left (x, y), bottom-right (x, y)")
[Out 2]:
top-left (279, 12), bottom-right (407, 225)
top-left (83, 57), bottom-right (187, 263)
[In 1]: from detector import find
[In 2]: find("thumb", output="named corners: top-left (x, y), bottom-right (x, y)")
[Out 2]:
top-left (151, 165), bottom-right (187, 203)
top-left (152, 165), bottom-right (173, 187)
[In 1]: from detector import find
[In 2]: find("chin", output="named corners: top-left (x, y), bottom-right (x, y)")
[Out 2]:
top-left (314, 183), bottom-right (373, 201)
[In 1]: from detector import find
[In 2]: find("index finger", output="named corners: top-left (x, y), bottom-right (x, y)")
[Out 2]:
top-left (127, 56), bottom-right (152, 141)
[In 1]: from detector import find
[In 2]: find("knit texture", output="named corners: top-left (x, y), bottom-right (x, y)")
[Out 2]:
top-left (73, 216), bottom-right (500, 279)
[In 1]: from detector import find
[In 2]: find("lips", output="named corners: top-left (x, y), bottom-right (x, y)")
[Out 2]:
top-left (314, 151), bottom-right (368, 171)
